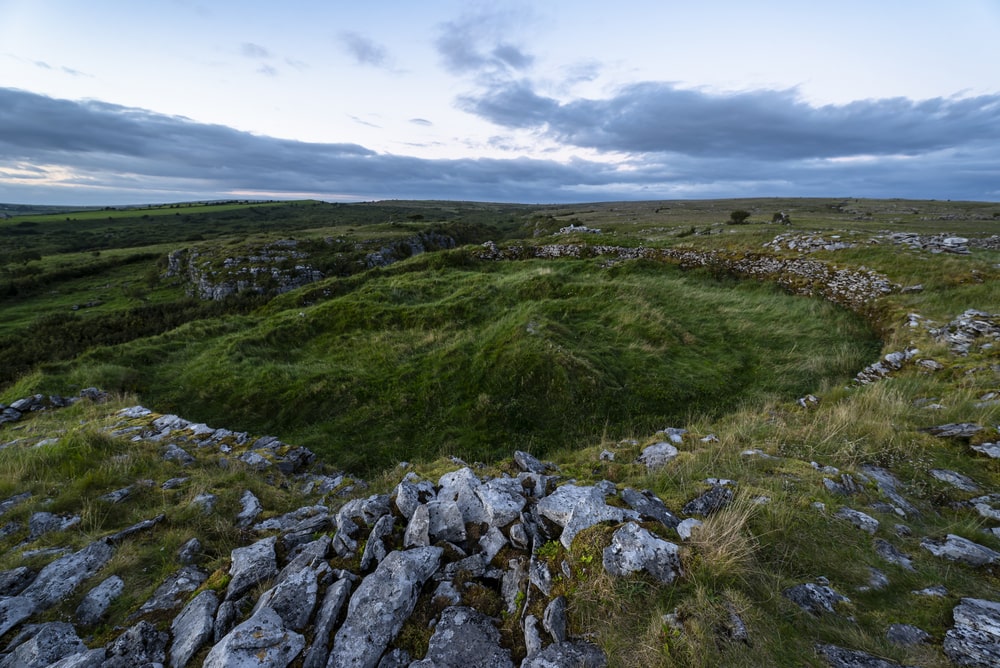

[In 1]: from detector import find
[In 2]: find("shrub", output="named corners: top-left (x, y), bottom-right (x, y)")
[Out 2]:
top-left (728, 210), bottom-right (751, 225)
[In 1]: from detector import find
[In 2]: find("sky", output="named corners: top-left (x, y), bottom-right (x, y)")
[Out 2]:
top-left (1, 0), bottom-right (999, 205)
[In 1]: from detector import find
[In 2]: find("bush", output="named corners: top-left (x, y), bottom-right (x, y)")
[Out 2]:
top-left (728, 210), bottom-right (751, 225)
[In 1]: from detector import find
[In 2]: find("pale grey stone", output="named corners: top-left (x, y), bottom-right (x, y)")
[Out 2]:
top-left (301, 578), bottom-right (351, 668)
top-left (410, 606), bottom-right (513, 668)
top-left (20, 540), bottom-right (114, 609)
top-left (75, 575), bottom-right (124, 626)
top-left (204, 606), bottom-right (305, 668)
top-left (0, 566), bottom-right (35, 596)
top-left (523, 614), bottom-right (543, 659)
top-left (45, 649), bottom-right (106, 668)
top-left (403, 504), bottom-right (430, 548)
top-left (427, 499), bottom-right (467, 543)
top-left (0, 622), bottom-right (86, 668)
top-left (236, 490), bottom-right (263, 528)
top-left (102, 620), bottom-right (168, 668)
top-left (521, 641), bottom-right (608, 668)
top-left (636, 442), bottom-right (679, 469)
top-left (105, 514), bottom-right (166, 545)
top-left (834, 507), bottom-right (879, 534)
top-left (479, 526), bottom-right (508, 563)
top-left (327, 546), bottom-right (443, 668)
top-left (0, 596), bottom-right (35, 637)
top-left (163, 442), bottom-right (195, 465)
top-left (944, 597), bottom-right (1000, 667)
top-left (543, 595), bottom-right (568, 643)
top-left (254, 505), bottom-right (328, 532)
top-left (887, 623), bottom-right (930, 646)
top-left (360, 513), bottom-right (394, 571)
top-left (253, 560), bottom-right (326, 631)
top-left (177, 537), bottom-right (202, 565)
top-left (783, 582), bottom-right (850, 615)
top-left (602, 522), bottom-right (682, 584)
top-left (676, 518), bottom-right (703, 540)
top-left (502, 558), bottom-right (527, 614)
top-left (437, 467), bottom-right (487, 525)
top-left (226, 535), bottom-right (277, 600)
top-left (874, 539), bottom-right (915, 571)
top-left (860, 466), bottom-right (919, 517)
top-left (190, 492), bottom-right (217, 514)
top-left (921, 534), bottom-right (1000, 567)
top-left (816, 643), bottom-right (912, 667)
top-left (921, 423), bottom-right (983, 439)
top-left (137, 565), bottom-right (207, 615)
top-left (930, 469), bottom-right (979, 492)
top-left (620, 488), bottom-right (680, 529)
top-left (529, 555), bottom-right (554, 596)
top-left (514, 450), bottom-right (547, 474)
top-left (170, 590), bottom-right (218, 668)
top-left (27, 511), bottom-right (80, 541)
top-left (476, 477), bottom-right (527, 528)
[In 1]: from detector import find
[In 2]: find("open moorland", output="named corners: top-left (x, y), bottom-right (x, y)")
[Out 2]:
top-left (0, 197), bottom-right (998, 666)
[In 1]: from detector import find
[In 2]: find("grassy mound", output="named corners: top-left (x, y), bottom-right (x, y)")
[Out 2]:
top-left (37, 254), bottom-right (878, 473)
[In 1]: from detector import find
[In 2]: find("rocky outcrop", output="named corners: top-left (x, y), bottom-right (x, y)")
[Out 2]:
top-left (944, 598), bottom-right (1000, 667)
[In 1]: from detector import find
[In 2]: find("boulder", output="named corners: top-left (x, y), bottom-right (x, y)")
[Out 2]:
top-left (301, 578), bottom-right (352, 668)
top-left (543, 595), bottom-right (569, 643)
top-left (620, 488), bottom-right (680, 529)
top-left (944, 597), bottom-right (1000, 667)
top-left (602, 522), bottom-right (682, 584)
top-left (0, 622), bottom-right (87, 668)
top-left (514, 450), bottom-right (547, 474)
top-left (170, 590), bottom-right (218, 668)
top-left (0, 596), bottom-right (35, 637)
top-left (252, 560), bottom-right (326, 631)
top-left (410, 606), bottom-right (514, 668)
top-left (226, 535), bottom-right (278, 600)
top-left (236, 490), bottom-right (263, 528)
top-left (0, 566), bottom-right (35, 596)
top-left (327, 546), bottom-right (443, 668)
top-left (476, 477), bottom-right (527, 528)
top-left (886, 623), bottom-right (930, 646)
top-left (874, 539), bottom-right (915, 571)
top-left (75, 575), bottom-right (124, 626)
top-left (136, 565), bottom-right (208, 615)
top-left (921, 534), bottom-right (1000, 567)
top-left (204, 606), bottom-right (305, 668)
top-left (437, 468), bottom-right (488, 525)
top-left (930, 469), bottom-right (979, 492)
top-left (102, 620), bottom-right (168, 668)
top-left (20, 540), bottom-right (114, 609)
top-left (636, 442), bottom-right (679, 470)
top-left (360, 514), bottom-right (395, 571)
top-left (26, 511), bottom-right (80, 541)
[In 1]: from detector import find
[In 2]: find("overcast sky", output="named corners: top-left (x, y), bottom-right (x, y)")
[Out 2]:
top-left (2, 0), bottom-right (999, 205)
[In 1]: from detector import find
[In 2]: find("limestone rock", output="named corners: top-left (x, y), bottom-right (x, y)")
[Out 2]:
top-left (20, 540), bottom-right (114, 609)
top-left (301, 578), bottom-right (352, 668)
top-left (177, 537), bottom-right (203, 565)
top-left (602, 522), bottom-right (682, 584)
top-left (204, 606), bottom-right (305, 668)
top-left (816, 643), bottom-right (913, 667)
top-left (944, 597), bottom-right (1000, 667)
top-left (874, 539), bottom-right (915, 571)
top-left (783, 582), bottom-right (850, 615)
top-left (521, 641), bottom-right (608, 668)
top-left (920, 534), bottom-right (1000, 567)
top-left (834, 507), bottom-right (879, 534)
top-left (136, 565), bottom-right (207, 616)
top-left (102, 620), bottom-right (168, 668)
top-left (930, 469), bottom-right (979, 492)
top-left (437, 468), bottom-right (487, 525)
top-left (75, 575), bottom-right (124, 626)
top-left (26, 511), bottom-right (80, 541)
top-left (921, 423), bottom-right (983, 439)
top-left (170, 590), bottom-right (218, 668)
top-left (0, 596), bottom-right (35, 637)
top-left (620, 488), bottom-right (680, 529)
top-left (476, 477), bottom-right (527, 528)
top-left (410, 606), bottom-right (514, 668)
top-left (252, 560), bottom-right (326, 631)
top-left (637, 442), bottom-right (679, 470)
top-left (45, 649), bottom-right (107, 667)
top-left (514, 450), bottom-right (547, 474)
top-left (226, 535), bottom-right (278, 600)
top-left (327, 546), bottom-right (443, 668)
top-left (886, 623), bottom-right (930, 646)
top-left (360, 513), bottom-right (394, 571)
top-left (0, 622), bottom-right (86, 668)
top-left (236, 490), bottom-right (263, 528)
top-left (543, 595), bottom-right (568, 643)
top-left (682, 485), bottom-right (733, 517)
top-left (0, 566), bottom-right (35, 596)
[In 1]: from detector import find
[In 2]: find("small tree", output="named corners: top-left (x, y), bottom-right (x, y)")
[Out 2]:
top-left (728, 210), bottom-right (751, 225)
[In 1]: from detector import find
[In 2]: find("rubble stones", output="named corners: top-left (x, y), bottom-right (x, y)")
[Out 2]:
top-left (410, 606), bottom-right (514, 668)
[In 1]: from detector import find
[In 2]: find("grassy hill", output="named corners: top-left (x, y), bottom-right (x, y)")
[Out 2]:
top-left (1, 196), bottom-right (999, 666)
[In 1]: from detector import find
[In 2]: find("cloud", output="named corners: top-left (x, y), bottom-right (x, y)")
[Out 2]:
top-left (409, 118), bottom-right (433, 127)
top-left (240, 42), bottom-right (272, 59)
top-left (461, 81), bottom-right (1000, 162)
top-left (1, 87), bottom-right (998, 205)
top-left (338, 31), bottom-right (391, 69)
top-left (435, 10), bottom-right (534, 76)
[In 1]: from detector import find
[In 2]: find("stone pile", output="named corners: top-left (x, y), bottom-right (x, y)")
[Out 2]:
top-left (930, 309), bottom-right (1000, 356)
top-left (762, 233), bottom-right (856, 254)
top-left (885, 232), bottom-right (971, 254)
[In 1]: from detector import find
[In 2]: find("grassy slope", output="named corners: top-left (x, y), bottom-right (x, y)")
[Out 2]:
top-left (1, 196), bottom-right (999, 666)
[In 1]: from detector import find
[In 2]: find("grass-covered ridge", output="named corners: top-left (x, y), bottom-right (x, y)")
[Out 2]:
top-left (21, 254), bottom-right (878, 473)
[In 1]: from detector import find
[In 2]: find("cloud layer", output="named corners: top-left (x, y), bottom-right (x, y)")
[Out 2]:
top-left (1, 84), bottom-right (998, 205)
